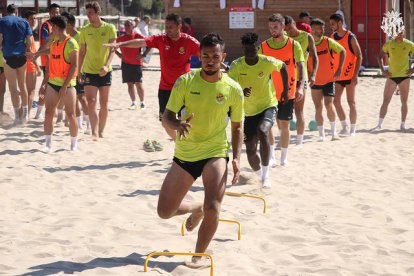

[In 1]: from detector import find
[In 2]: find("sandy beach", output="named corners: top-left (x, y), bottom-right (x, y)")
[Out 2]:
top-left (1, 53), bottom-right (414, 276)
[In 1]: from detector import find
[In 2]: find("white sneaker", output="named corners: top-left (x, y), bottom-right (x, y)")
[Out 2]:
top-left (269, 157), bottom-right (276, 168)
top-left (318, 136), bottom-right (325, 142)
top-left (371, 125), bottom-right (381, 132)
top-left (34, 113), bottom-right (44, 120)
top-left (331, 134), bottom-right (340, 141)
top-left (280, 160), bottom-right (288, 166)
top-left (339, 127), bottom-right (350, 136)
top-left (41, 146), bottom-right (51, 153)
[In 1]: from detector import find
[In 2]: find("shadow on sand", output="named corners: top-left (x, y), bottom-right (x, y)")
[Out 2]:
top-left (119, 185), bottom-right (204, 197)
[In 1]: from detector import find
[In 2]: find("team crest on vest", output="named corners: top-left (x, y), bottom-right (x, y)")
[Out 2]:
top-left (258, 71), bottom-right (264, 79)
top-left (179, 47), bottom-right (185, 54)
top-left (215, 93), bottom-right (225, 104)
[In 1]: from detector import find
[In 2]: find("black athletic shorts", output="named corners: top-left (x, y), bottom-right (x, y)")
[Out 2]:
top-left (173, 156), bottom-right (229, 180)
top-left (158, 89), bottom-right (171, 121)
top-left (277, 99), bottom-right (295, 121)
top-left (48, 82), bottom-right (62, 93)
top-left (244, 107), bottom-right (276, 142)
top-left (40, 66), bottom-right (46, 75)
top-left (75, 79), bottom-right (85, 95)
top-left (390, 77), bottom-right (409, 85)
top-left (5, 55), bottom-right (26, 69)
top-left (0, 67), bottom-right (3, 74)
top-left (83, 72), bottom-right (112, 87)
top-left (336, 79), bottom-right (352, 87)
top-left (121, 62), bottom-right (143, 83)
top-left (311, 82), bottom-right (335, 97)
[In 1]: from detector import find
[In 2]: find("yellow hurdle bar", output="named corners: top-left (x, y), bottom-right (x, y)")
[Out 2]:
top-left (224, 191), bottom-right (267, 214)
top-left (181, 218), bottom-right (242, 240)
top-left (144, 251), bottom-right (214, 276)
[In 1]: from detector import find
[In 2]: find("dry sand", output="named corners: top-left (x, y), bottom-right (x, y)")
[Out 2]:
top-left (0, 54), bottom-right (413, 276)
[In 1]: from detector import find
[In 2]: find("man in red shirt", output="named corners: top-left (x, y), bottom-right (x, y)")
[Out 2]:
top-left (296, 11), bottom-right (312, 34)
top-left (104, 13), bottom-right (200, 140)
top-left (181, 17), bottom-right (196, 38)
top-left (115, 19), bottom-right (145, 110)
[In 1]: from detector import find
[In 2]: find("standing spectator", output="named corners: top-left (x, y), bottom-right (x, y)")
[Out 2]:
top-left (297, 11), bottom-right (312, 34)
top-left (181, 17), bottom-right (196, 37)
top-left (133, 17), bottom-right (141, 34)
top-left (0, 4), bottom-right (33, 125)
top-left (138, 16), bottom-right (150, 37)
top-left (116, 19), bottom-right (146, 110)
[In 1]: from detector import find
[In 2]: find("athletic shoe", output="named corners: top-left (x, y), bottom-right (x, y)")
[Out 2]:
top-left (140, 102), bottom-right (146, 109)
top-left (143, 139), bottom-right (155, 152)
top-left (128, 104), bottom-right (137, 110)
top-left (339, 127), bottom-right (350, 136)
top-left (152, 140), bottom-right (163, 151)
top-left (262, 178), bottom-right (272, 189)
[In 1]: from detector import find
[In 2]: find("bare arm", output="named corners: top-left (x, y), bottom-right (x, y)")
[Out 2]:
top-left (0, 33), bottom-right (3, 51)
top-left (308, 34), bottom-right (318, 87)
top-left (335, 49), bottom-right (346, 80)
top-left (78, 43), bottom-right (86, 80)
top-left (351, 36), bottom-right (363, 83)
top-left (103, 38), bottom-right (147, 49)
top-left (280, 63), bottom-right (289, 103)
top-left (61, 51), bottom-right (78, 89)
top-left (100, 38), bottom-right (116, 77)
top-left (377, 49), bottom-right (390, 77)
top-left (295, 61), bottom-right (305, 102)
top-left (26, 35), bottom-right (32, 53)
top-left (230, 121), bottom-right (243, 185)
top-left (162, 109), bottom-right (194, 140)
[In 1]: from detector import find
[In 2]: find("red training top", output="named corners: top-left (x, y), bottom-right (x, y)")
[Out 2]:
top-left (296, 22), bottom-right (312, 34)
top-left (181, 25), bottom-right (196, 38)
top-left (116, 32), bottom-right (145, 66)
top-left (145, 33), bottom-right (200, 90)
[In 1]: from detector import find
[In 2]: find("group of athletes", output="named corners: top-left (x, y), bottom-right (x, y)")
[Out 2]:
top-left (1, 1), bottom-right (413, 267)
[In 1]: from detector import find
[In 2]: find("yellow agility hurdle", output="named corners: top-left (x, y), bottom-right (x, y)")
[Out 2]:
top-left (144, 251), bottom-right (214, 276)
top-left (224, 191), bottom-right (267, 214)
top-left (181, 218), bottom-right (242, 240)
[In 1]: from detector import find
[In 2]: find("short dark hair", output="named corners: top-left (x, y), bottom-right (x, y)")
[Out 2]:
top-left (329, 13), bottom-right (344, 23)
top-left (61, 11), bottom-right (75, 26)
top-left (183, 17), bottom-right (192, 25)
top-left (268, 13), bottom-right (285, 24)
top-left (241, 32), bottom-right (258, 46)
top-left (200, 32), bottom-right (225, 51)
top-left (6, 4), bottom-right (17, 14)
top-left (50, 15), bottom-right (67, 30)
top-left (48, 3), bottom-right (60, 10)
top-left (85, 1), bottom-right (101, 13)
top-left (23, 10), bottom-right (36, 19)
top-left (299, 11), bottom-right (310, 19)
top-left (165, 13), bottom-right (182, 25)
top-left (311, 18), bottom-right (325, 26)
top-left (284, 15), bottom-right (294, 25)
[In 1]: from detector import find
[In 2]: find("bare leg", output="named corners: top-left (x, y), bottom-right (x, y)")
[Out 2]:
top-left (346, 83), bottom-right (357, 125)
top-left (0, 71), bottom-right (6, 113)
top-left (312, 90), bottom-right (324, 126)
top-left (85, 85), bottom-right (99, 139)
top-left (64, 87), bottom-right (78, 138)
top-left (98, 86), bottom-right (110, 137)
top-left (136, 81), bottom-right (144, 103)
top-left (245, 137), bottom-right (260, 171)
top-left (127, 82), bottom-right (136, 103)
top-left (44, 85), bottom-right (59, 135)
top-left (294, 92), bottom-right (305, 143)
top-left (333, 83), bottom-right (346, 122)
top-left (379, 79), bottom-right (397, 119)
top-left (4, 64), bottom-right (21, 117)
top-left (26, 71), bottom-right (37, 117)
top-left (398, 78), bottom-right (410, 126)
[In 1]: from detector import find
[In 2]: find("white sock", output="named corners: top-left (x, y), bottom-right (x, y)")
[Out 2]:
top-left (400, 121), bottom-right (406, 129)
top-left (22, 106), bottom-right (28, 118)
top-left (77, 116), bottom-right (83, 126)
top-left (270, 144), bottom-right (276, 160)
top-left (330, 121), bottom-right (336, 136)
top-left (132, 101), bottom-right (137, 105)
top-left (350, 124), bottom-right (357, 134)
top-left (261, 165), bottom-right (269, 181)
top-left (281, 147), bottom-right (288, 165)
top-left (254, 168), bottom-right (262, 178)
top-left (341, 120), bottom-right (348, 129)
top-left (318, 126), bottom-right (325, 138)
top-left (296, 134), bottom-right (303, 145)
top-left (36, 105), bottom-right (44, 116)
top-left (70, 136), bottom-right (78, 151)
top-left (378, 118), bottom-right (384, 127)
top-left (58, 108), bottom-right (63, 115)
top-left (45, 135), bottom-right (52, 148)
top-left (14, 108), bottom-right (20, 119)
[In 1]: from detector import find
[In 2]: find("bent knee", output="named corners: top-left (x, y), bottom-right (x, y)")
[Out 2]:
top-left (157, 205), bottom-right (173, 219)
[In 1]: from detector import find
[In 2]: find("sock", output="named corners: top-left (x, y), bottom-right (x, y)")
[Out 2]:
top-left (254, 168), bottom-right (262, 178)
top-left (22, 106), bottom-right (28, 118)
top-left (270, 144), bottom-right (276, 160)
top-left (281, 147), bottom-right (288, 165)
top-left (318, 126), bottom-right (325, 138)
top-left (14, 108), bottom-right (20, 119)
top-left (261, 165), bottom-right (269, 181)
top-left (70, 136), bottom-right (78, 150)
top-left (45, 135), bottom-right (52, 148)
top-left (378, 118), bottom-right (384, 127)
top-left (77, 116), bottom-right (83, 126)
top-left (350, 124), bottom-right (357, 134)
top-left (36, 105), bottom-right (43, 117)
top-left (58, 108), bottom-right (63, 115)
top-left (400, 121), bottom-right (406, 129)
top-left (341, 120), bottom-right (348, 129)
top-left (330, 121), bottom-right (336, 136)
top-left (132, 101), bottom-right (137, 106)
top-left (296, 134), bottom-right (303, 145)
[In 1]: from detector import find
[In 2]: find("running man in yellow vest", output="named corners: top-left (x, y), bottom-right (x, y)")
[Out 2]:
top-left (284, 15), bottom-right (318, 147)
top-left (374, 31), bottom-right (414, 131)
top-left (309, 18), bottom-right (345, 141)
top-left (260, 13), bottom-right (305, 166)
top-left (31, 15), bottom-right (79, 152)
top-left (329, 13), bottom-right (362, 136)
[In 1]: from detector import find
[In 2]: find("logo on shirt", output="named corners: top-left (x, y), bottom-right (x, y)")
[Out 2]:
top-left (190, 91), bottom-right (200, 95)
top-left (165, 45), bottom-right (171, 51)
top-left (258, 71), bottom-right (264, 78)
top-left (215, 93), bottom-right (225, 104)
top-left (179, 47), bottom-right (185, 55)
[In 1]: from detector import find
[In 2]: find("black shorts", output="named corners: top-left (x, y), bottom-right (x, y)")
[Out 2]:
top-left (390, 77), bottom-right (409, 85)
top-left (336, 79), bottom-right (352, 87)
top-left (311, 82), bottom-right (335, 97)
top-left (0, 67), bottom-right (3, 74)
top-left (277, 99), bottom-right (295, 121)
top-left (47, 82), bottom-right (62, 93)
top-left (40, 66), bottom-right (46, 75)
top-left (173, 157), bottom-right (229, 180)
top-left (75, 79), bottom-right (85, 95)
top-left (5, 55), bottom-right (26, 69)
top-left (158, 89), bottom-right (171, 121)
top-left (121, 62), bottom-right (143, 83)
top-left (83, 72), bottom-right (112, 87)
top-left (244, 107), bottom-right (276, 142)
